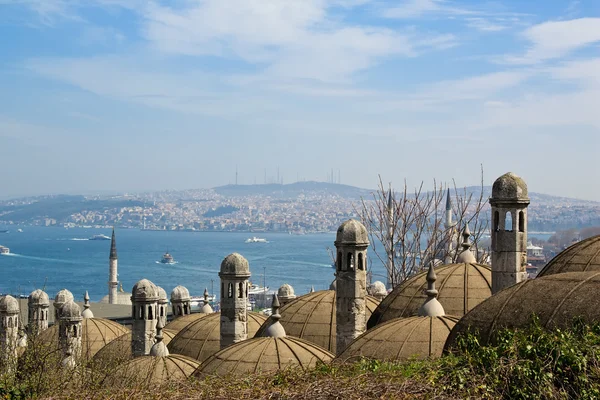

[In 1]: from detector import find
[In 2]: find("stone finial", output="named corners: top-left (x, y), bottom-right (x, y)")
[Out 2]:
top-left (82, 291), bottom-right (94, 319)
top-left (150, 319), bottom-right (169, 357)
top-left (200, 288), bottom-right (213, 314)
top-left (456, 225), bottom-right (477, 264)
top-left (264, 295), bottom-right (286, 338)
top-left (417, 262), bottom-right (445, 317)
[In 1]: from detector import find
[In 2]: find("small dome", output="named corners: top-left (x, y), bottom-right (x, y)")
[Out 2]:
top-left (131, 279), bottom-right (159, 302)
top-left (28, 289), bottom-right (50, 306)
top-left (81, 308), bottom-right (94, 319)
top-left (537, 235), bottom-right (600, 277)
top-left (335, 219), bottom-right (369, 246)
top-left (157, 286), bottom-right (168, 304)
top-left (445, 271), bottom-right (600, 350)
top-left (491, 172), bottom-right (528, 201)
top-left (196, 336), bottom-right (334, 377)
top-left (60, 300), bottom-right (82, 321)
top-left (337, 315), bottom-right (459, 363)
top-left (278, 284), bottom-right (295, 298)
top-left (164, 313), bottom-right (210, 335)
top-left (0, 295), bottom-right (19, 314)
top-left (170, 285), bottom-right (191, 302)
top-left (54, 289), bottom-right (74, 307)
top-left (167, 312), bottom-right (267, 363)
top-left (108, 354), bottom-right (200, 387)
top-left (254, 290), bottom-right (380, 353)
top-left (93, 329), bottom-right (176, 366)
top-left (219, 253), bottom-right (250, 276)
top-left (367, 281), bottom-right (387, 297)
top-left (367, 263), bottom-right (492, 329)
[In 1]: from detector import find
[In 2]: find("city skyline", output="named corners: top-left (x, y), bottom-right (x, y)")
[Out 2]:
top-left (1, 1), bottom-right (599, 200)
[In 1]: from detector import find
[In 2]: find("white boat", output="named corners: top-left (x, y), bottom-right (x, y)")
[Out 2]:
top-left (89, 234), bottom-right (111, 241)
top-left (160, 250), bottom-right (175, 264)
top-left (0, 246), bottom-right (9, 255)
top-left (16, 229), bottom-right (23, 233)
top-left (245, 237), bottom-right (268, 243)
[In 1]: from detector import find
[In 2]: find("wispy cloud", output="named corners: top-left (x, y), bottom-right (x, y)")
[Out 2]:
top-left (382, 0), bottom-right (475, 19)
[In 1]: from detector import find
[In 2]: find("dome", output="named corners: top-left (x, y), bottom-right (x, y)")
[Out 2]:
top-left (445, 271), bottom-right (600, 350)
top-left (167, 312), bottom-right (267, 363)
top-left (195, 336), bottom-right (334, 377)
top-left (335, 219), bottom-right (369, 246)
top-left (337, 315), bottom-right (459, 363)
top-left (537, 235), bottom-right (600, 277)
top-left (131, 279), bottom-right (159, 302)
top-left (28, 289), bottom-right (49, 306)
top-left (219, 253), bottom-right (250, 277)
top-left (367, 263), bottom-right (491, 329)
top-left (170, 285), bottom-right (191, 302)
top-left (491, 172), bottom-right (528, 201)
top-left (254, 290), bottom-right (380, 353)
top-left (0, 295), bottom-right (19, 314)
top-left (108, 354), bottom-right (200, 387)
top-left (164, 313), bottom-right (210, 334)
top-left (93, 329), bottom-right (176, 366)
top-left (60, 300), bottom-right (82, 321)
top-left (54, 289), bottom-right (74, 308)
top-left (157, 286), bottom-right (168, 304)
top-left (278, 284), bottom-right (295, 298)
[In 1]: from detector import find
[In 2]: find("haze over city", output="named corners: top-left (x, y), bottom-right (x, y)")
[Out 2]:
top-left (1, 0), bottom-right (599, 200)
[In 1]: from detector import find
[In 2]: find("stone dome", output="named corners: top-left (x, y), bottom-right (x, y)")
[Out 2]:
top-left (537, 235), bottom-right (600, 277)
top-left (131, 279), bottom-right (159, 302)
top-left (28, 289), bottom-right (49, 306)
top-left (335, 219), bottom-right (369, 246)
top-left (108, 354), bottom-right (200, 386)
top-left (60, 300), bottom-right (82, 321)
top-left (367, 263), bottom-right (491, 329)
top-left (164, 313), bottom-right (210, 335)
top-left (254, 290), bottom-right (380, 353)
top-left (491, 172), bottom-right (528, 201)
top-left (170, 285), bottom-right (191, 302)
top-left (337, 315), bottom-right (459, 363)
top-left (167, 312), bottom-right (267, 363)
top-left (445, 271), bottom-right (600, 350)
top-left (195, 336), bottom-right (334, 377)
top-left (54, 289), bottom-right (74, 308)
top-left (278, 284), bottom-right (295, 298)
top-left (219, 253), bottom-right (250, 277)
top-left (157, 286), bottom-right (168, 303)
top-left (0, 295), bottom-right (19, 314)
top-left (93, 329), bottom-right (176, 365)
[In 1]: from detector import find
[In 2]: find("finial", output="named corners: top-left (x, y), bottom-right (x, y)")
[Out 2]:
top-left (203, 288), bottom-right (209, 305)
top-left (119, 282), bottom-right (124, 292)
top-left (417, 262), bottom-right (445, 317)
top-left (456, 224), bottom-right (477, 263)
top-left (82, 291), bottom-right (94, 318)
top-left (264, 295), bottom-right (286, 338)
top-left (150, 318), bottom-right (169, 356)
top-left (387, 183), bottom-right (393, 210)
top-left (110, 228), bottom-right (117, 259)
top-left (310, 285), bottom-right (315, 293)
top-left (200, 288), bottom-right (213, 313)
top-left (446, 188), bottom-right (451, 211)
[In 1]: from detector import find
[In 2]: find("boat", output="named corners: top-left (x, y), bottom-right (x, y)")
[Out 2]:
top-left (160, 250), bottom-right (175, 264)
top-left (16, 229), bottom-right (23, 233)
top-left (0, 246), bottom-right (9, 255)
top-left (89, 234), bottom-right (111, 241)
top-left (245, 237), bottom-right (268, 243)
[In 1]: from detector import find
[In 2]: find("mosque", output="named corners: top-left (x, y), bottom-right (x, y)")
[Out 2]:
top-left (1, 171), bottom-right (600, 385)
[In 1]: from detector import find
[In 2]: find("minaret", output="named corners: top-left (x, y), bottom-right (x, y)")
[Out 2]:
top-left (456, 225), bottom-right (477, 264)
top-left (58, 300), bottom-right (82, 368)
top-left (0, 295), bottom-right (20, 369)
top-left (386, 184), bottom-right (394, 288)
top-left (54, 289), bottom-right (74, 321)
top-left (417, 262), bottom-right (445, 317)
top-left (170, 285), bottom-right (191, 318)
top-left (81, 291), bottom-right (94, 319)
top-left (28, 289), bottom-right (50, 334)
top-left (200, 288), bottom-right (213, 314)
top-left (149, 319), bottom-right (169, 357)
top-left (335, 219), bottom-right (369, 355)
top-left (157, 286), bottom-right (168, 328)
top-left (108, 228), bottom-right (118, 304)
top-left (219, 253), bottom-right (251, 349)
top-left (131, 279), bottom-right (159, 357)
top-left (489, 172), bottom-right (530, 294)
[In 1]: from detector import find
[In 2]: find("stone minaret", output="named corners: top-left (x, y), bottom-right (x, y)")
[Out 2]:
top-left (335, 219), bottom-right (369, 355)
top-left (54, 289), bottom-right (74, 321)
top-left (0, 295), bottom-right (20, 369)
top-left (28, 289), bottom-right (50, 334)
top-left (219, 253), bottom-right (251, 349)
top-left (170, 285), bottom-right (191, 318)
top-left (131, 279), bottom-right (159, 357)
top-left (490, 172), bottom-right (530, 294)
top-left (157, 286), bottom-right (168, 328)
top-left (58, 300), bottom-right (82, 368)
top-left (108, 228), bottom-right (118, 304)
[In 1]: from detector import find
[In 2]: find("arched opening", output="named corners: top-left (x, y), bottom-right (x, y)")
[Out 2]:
top-left (8, 318), bottom-right (12, 328)
top-left (184, 304), bottom-right (189, 314)
top-left (337, 252), bottom-right (342, 270)
top-left (347, 252), bottom-right (354, 270)
top-left (147, 306), bottom-right (153, 320)
top-left (245, 283), bottom-right (248, 297)
top-left (228, 283), bottom-right (233, 298)
top-left (238, 282), bottom-right (244, 298)
top-left (221, 283), bottom-right (224, 299)
top-left (358, 253), bottom-right (364, 270)
top-left (505, 211), bottom-right (514, 232)
top-left (494, 211), bottom-right (500, 231)
top-left (519, 211), bottom-right (525, 232)
top-left (178, 305), bottom-right (182, 316)
top-left (160, 307), bottom-right (164, 317)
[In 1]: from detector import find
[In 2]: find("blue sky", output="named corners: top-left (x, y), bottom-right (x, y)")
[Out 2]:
top-left (1, 0), bottom-right (599, 200)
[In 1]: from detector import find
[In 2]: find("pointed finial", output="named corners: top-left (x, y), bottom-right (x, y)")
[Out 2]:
top-left (110, 228), bottom-right (117, 259)
top-left (264, 295), bottom-right (286, 338)
top-left (200, 288), bottom-right (213, 313)
top-left (310, 285), bottom-right (315, 293)
top-left (203, 288), bottom-right (209, 305)
top-left (82, 291), bottom-right (94, 318)
top-left (150, 318), bottom-right (169, 356)
top-left (446, 188), bottom-right (451, 211)
top-left (456, 224), bottom-right (477, 263)
top-left (387, 183), bottom-right (393, 210)
top-left (417, 262), bottom-right (445, 317)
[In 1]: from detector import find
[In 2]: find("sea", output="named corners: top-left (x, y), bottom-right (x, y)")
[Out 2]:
top-left (0, 227), bottom-right (390, 302)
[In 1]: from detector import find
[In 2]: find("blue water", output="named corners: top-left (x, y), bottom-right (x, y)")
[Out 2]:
top-left (0, 227), bottom-right (388, 302)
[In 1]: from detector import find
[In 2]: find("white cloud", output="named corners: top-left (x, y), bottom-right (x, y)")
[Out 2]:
top-left (465, 18), bottom-right (509, 32)
top-left (383, 0), bottom-right (474, 19)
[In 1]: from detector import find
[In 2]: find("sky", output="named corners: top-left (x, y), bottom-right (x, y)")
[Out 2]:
top-left (1, 0), bottom-right (599, 200)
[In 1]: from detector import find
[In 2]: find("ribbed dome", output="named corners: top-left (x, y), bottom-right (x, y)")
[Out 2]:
top-left (170, 285), bottom-right (191, 302)
top-left (164, 313), bottom-right (210, 335)
top-left (92, 329), bottom-right (176, 365)
top-left (368, 263), bottom-right (491, 329)
top-left (28, 289), bottom-right (49, 306)
top-left (219, 253), bottom-right (250, 276)
top-left (445, 271), bottom-right (600, 350)
top-left (167, 312), bottom-right (267, 362)
top-left (337, 315), bottom-right (459, 363)
top-left (109, 354), bottom-right (200, 386)
top-left (196, 336), bottom-right (334, 377)
top-left (38, 317), bottom-right (129, 359)
top-left (335, 219), bottom-right (369, 245)
top-left (132, 279), bottom-right (159, 301)
top-left (537, 235), bottom-right (600, 277)
top-left (254, 290), bottom-right (380, 353)
top-left (0, 295), bottom-right (19, 314)
top-left (491, 172), bottom-right (528, 201)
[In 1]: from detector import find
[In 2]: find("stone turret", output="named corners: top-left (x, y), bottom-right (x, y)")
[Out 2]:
top-left (170, 285), bottom-right (191, 318)
top-left (28, 289), bottom-right (50, 334)
top-left (0, 295), bottom-right (20, 368)
top-left (219, 253), bottom-right (251, 349)
top-left (58, 300), bottom-right (82, 367)
top-left (54, 289), bottom-right (74, 321)
top-left (277, 284), bottom-right (296, 307)
top-left (108, 228), bottom-right (118, 304)
top-left (490, 172), bottom-right (530, 294)
top-left (131, 279), bottom-right (159, 357)
top-left (335, 219), bottom-right (369, 355)
top-left (157, 286), bottom-right (168, 328)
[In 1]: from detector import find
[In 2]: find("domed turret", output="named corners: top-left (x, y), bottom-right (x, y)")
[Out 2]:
top-left (58, 300), bottom-right (82, 365)
top-left (491, 172), bottom-right (528, 201)
top-left (28, 289), bottom-right (50, 334)
top-left (0, 295), bottom-right (19, 314)
top-left (219, 253), bottom-right (250, 276)
top-left (60, 300), bottom-right (82, 321)
top-left (170, 285), bottom-right (190, 302)
top-left (131, 279), bottom-right (159, 356)
top-left (170, 285), bottom-right (191, 318)
top-left (28, 289), bottom-right (50, 306)
top-left (0, 295), bottom-right (20, 368)
top-left (131, 279), bottom-right (159, 302)
top-left (54, 289), bottom-right (74, 320)
top-left (277, 283), bottom-right (296, 306)
top-left (335, 219), bottom-right (369, 246)
top-left (219, 253), bottom-right (251, 349)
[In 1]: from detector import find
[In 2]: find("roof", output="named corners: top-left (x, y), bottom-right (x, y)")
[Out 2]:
top-left (490, 172), bottom-right (529, 202)
top-left (167, 312), bottom-right (267, 362)
top-left (0, 295), bottom-right (19, 314)
top-left (337, 315), bottom-right (459, 363)
top-left (445, 271), bottom-right (600, 350)
top-left (253, 290), bottom-right (380, 353)
top-left (108, 354), bottom-right (200, 386)
top-left (131, 279), bottom-right (159, 302)
top-left (335, 219), bottom-right (369, 246)
top-left (171, 285), bottom-right (191, 302)
top-left (164, 313), bottom-right (210, 335)
top-left (367, 263), bottom-right (492, 329)
top-left (92, 329), bottom-right (176, 366)
top-left (196, 336), bottom-right (334, 377)
top-left (537, 235), bottom-right (600, 277)
top-left (219, 253), bottom-right (250, 277)
top-left (28, 289), bottom-right (50, 306)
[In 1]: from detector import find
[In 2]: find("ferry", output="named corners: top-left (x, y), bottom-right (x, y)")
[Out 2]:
top-left (160, 251), bottom-right (175, 264)
top-left (245, 237), bottom-right (268, 243)
top-left (89, 234), bottom-right (111, 241)
top-left (0, 245), bottom-right (9, 255)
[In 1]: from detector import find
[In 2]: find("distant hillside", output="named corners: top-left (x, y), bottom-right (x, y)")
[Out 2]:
top-left (213, 181), bottom-right (373, 199)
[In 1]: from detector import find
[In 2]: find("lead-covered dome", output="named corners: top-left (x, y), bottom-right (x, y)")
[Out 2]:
top-left (195, 336), bottom-right (334, 377)
top-left (164, 313), bottom-right (210, 335)
top-left (93, 329), bottom-right (176, 366)
top-left (131, 279), bottom-right (159, 302)
top-left (254, 290), bottom-right (380, 353)
top-left (491, 172), bottom-right (528, 201)
top-left (0, 295), bottom-right (19, 314)
top-left (367, 263), bottom-right (491, 329)
top-left (537, 235), bottom-right (600, 277)
top-left (445, 271), bottom-right (600, 350)
top-left (28, 289), bottom-right (50, 306)
top-left (170, 285), bottom-right (191, 302)
top-left (219, 253), bottom-right (250, 276)
top-left (107, 354), bottom-right (200, 387)
top-left (337, 315), bottom-right (459, 363)
top-left (335, 219), bottom-right (369, 245)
